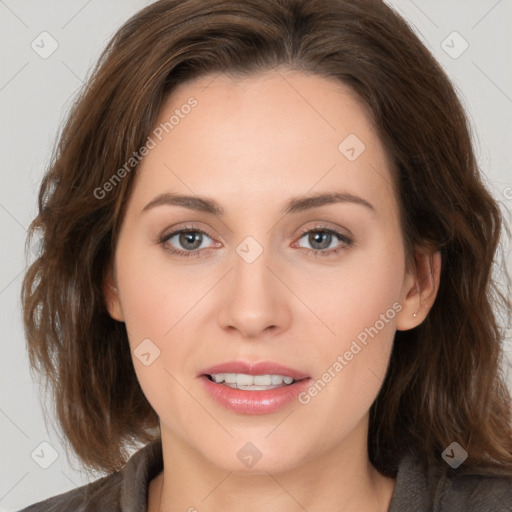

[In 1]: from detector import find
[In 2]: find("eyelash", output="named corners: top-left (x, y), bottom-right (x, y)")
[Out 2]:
top-left (158, 225), bottom-right (353, 259)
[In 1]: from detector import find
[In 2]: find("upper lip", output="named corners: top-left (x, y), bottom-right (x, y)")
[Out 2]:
top-left (199, 360), bottom-right (310, 380)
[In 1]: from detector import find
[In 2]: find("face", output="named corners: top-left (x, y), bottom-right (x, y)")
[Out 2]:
top-left (106, 69), bottom-right (425, 474)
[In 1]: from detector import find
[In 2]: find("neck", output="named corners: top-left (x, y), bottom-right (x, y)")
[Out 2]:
top-left (150, 417), bottom-right (396, 512)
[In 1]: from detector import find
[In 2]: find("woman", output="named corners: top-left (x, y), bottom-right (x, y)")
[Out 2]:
top-left (20, 0), bottom-right (512, 510)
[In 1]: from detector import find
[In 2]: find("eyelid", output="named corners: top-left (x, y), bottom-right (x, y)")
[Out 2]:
top-left (159, 222), bottom-right (220, 243)
top-left (296, 222), bottom-right (353, 241)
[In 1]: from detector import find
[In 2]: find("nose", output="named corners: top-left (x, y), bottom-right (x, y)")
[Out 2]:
top-left (217, 243), bottom-right (292, 340)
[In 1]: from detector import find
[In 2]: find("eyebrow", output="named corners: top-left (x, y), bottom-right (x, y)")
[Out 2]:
top-left (142, 191), bottom-right (376, 216)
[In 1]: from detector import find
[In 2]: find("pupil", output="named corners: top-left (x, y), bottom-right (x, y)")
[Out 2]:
top-left (180, 232), bottom-right (201, 250)
top-left (310, 231), bottom-right (330, 250)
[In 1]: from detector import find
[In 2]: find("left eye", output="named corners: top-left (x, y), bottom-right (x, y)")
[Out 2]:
top-left (296, 229), bottom-right (347, 251)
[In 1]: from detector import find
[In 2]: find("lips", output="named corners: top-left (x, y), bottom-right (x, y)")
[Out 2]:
top-left (198, 360), bottom-right (311, 415)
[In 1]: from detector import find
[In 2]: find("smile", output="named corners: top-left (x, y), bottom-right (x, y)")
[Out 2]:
top-left (207, 373), bottom-right (295, 390)
top-left (198, 361), bottom-right (311, 414)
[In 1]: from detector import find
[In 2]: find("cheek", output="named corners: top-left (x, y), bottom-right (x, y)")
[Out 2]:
top-left (114, 245), bottom-right (215, 409)
top-left (296, 243), bottom-right (403, 410)
top-left (302, 242), bottom-right (405, 347)
top-left (115, 243), bottom-right (208, 342)
top-left (115, 249), bottom-right (201, 426)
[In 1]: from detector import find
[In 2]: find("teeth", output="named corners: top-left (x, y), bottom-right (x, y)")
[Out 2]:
top-left (254, 375), bottom-right (271, 385)
top-left (237, 373), bottom-right (254, 386)
top-left (223, 373), bottom-right (236, 384)
top-left (208, 373), bottom-right (296, 388)
top-left (271, 374), bottom-right (282, 385)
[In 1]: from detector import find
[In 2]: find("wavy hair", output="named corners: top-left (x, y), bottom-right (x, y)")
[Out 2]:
top-left (21, 0), bottom-right (512, 476)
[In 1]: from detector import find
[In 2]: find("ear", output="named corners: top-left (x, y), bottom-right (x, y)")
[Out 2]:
top-left (396, 249), bottom-right (441, 331)
top-left (103, 265), bottom-right (125, 322)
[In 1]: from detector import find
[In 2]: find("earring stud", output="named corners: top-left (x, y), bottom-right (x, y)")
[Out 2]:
top-left (413, 312), bottom-right (418, 318)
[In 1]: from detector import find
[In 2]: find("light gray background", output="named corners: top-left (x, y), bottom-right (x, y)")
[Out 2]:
top-left (1, 0), bottom-right (511, 510)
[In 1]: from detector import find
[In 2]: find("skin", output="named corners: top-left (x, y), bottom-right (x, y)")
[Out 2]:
top-left (105, 68), bottom-right (441, 512)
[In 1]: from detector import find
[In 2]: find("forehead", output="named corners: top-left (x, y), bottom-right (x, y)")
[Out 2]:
top-left (132, 69), bottom-right (398, 219)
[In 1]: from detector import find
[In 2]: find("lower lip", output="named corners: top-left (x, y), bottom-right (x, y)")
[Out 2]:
top-left (199, 376), bottom-right (311, 415)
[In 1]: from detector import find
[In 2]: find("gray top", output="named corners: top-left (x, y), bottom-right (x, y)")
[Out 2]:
top-left (19, 440), bottom-right (512, 511)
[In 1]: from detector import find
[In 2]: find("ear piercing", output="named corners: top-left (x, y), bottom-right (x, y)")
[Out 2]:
top-left (413, 312), bottom-right (418, 318)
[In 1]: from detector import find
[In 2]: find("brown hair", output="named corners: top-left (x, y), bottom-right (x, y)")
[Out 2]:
top-left (22, 0), bottom-right (512, 476)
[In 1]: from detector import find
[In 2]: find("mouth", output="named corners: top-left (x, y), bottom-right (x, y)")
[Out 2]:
top-left (198, 361), bottom-right (311, 414)
top-left (204, 372), bottom-right (299, 390)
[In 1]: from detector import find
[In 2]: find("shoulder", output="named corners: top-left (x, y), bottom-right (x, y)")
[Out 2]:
top-left (438, 466), bottom-right (512, 511)
top-left (389, 453), bottom-right (512, 512)
top-left (17, 471), bottom-right (123, 512)
top-left (18, 439), bottom-right (163, 512)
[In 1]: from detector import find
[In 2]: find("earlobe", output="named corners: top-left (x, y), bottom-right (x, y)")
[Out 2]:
top-left (396, 250), bottom-right (441, 331)
top-left (103, 267), bottom-right (125, 322)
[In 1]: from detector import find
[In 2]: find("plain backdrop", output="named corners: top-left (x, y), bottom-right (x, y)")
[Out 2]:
top-left (1, 0), bottom-right (511, 510)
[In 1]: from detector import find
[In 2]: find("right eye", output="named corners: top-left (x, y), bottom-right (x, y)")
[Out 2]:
top-left (159, 228), bottom-right (217, 258)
